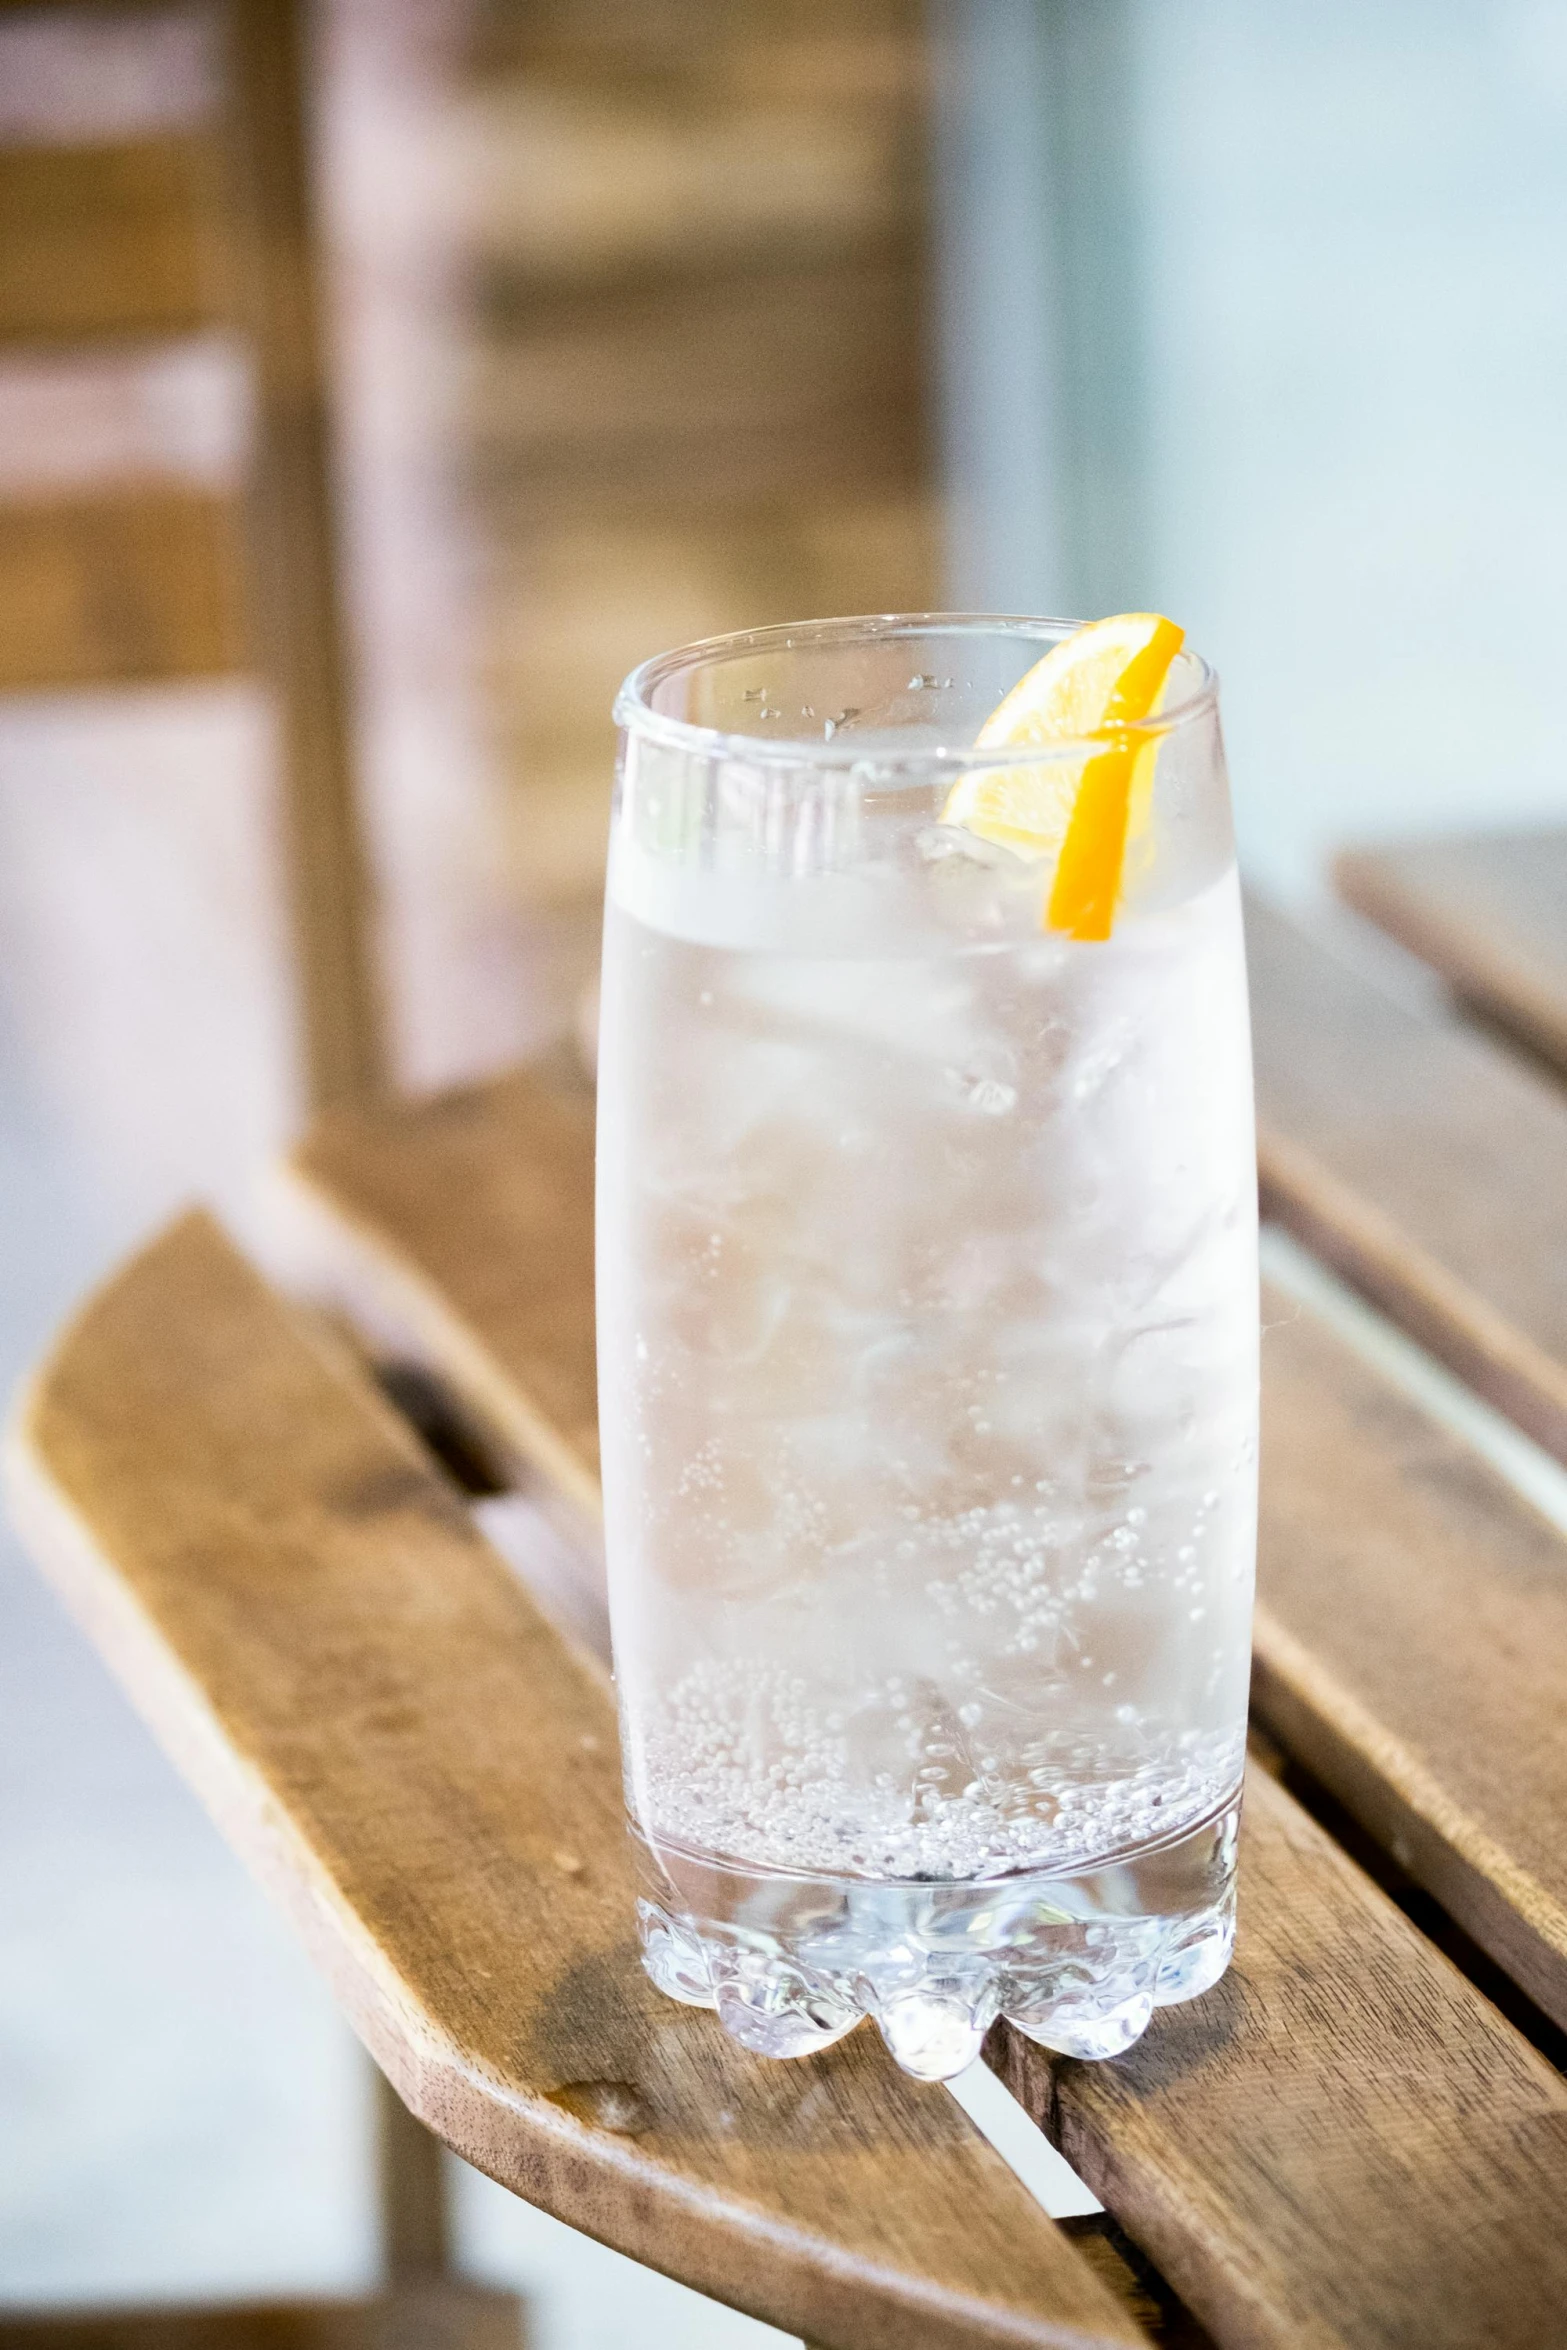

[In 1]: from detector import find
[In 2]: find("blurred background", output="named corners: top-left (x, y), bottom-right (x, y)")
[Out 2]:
top-left (2, 2), bottom-right (1565, 2343)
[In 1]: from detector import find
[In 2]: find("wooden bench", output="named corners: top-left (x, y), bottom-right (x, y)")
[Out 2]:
top-left (11, 837), bottom-right (1567, 2344)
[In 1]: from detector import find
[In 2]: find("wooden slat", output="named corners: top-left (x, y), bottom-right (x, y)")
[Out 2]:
top-left (474, 251), bottom-right (927, 513)
top-left (0, 488), bottom-right (246, 688)
top-left (284, 1067), bottom-right (1567, 2350)
top-left (485, 497), bottom-right (942, 760)
top-left (469, 0), bottom-right (929, 108)
top-left (467, 71), bottom-right (921, 298)
top-left (486, 496), bottom-right (940, 744)
top-left (220, 0), bottom-right (385, 1112)
top-left (990, 1762), bottom-right (1567, 2350)
top-left (1248, 891), bottom-right (1567, 1462)
top-left (1337, 830), bottom-right (1567, 1078)
top-left (1254, 1280), bottom-right (1567, 2028)
top-left (0, 138), bottom-right (223, 345)
top-left (4, 1214), bottom-right (1141, 2350)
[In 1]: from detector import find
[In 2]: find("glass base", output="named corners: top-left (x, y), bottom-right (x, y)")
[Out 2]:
top-left (633, 1787), bottom-right (1240, 2083)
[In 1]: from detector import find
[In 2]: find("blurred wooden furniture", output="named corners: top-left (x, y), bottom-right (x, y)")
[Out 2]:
top-left (465, 0), bottom-right (938, 907)
top-left (10, 837), bottom-right (1567, 2345)
top-left (1335, 830), bottom-right (1567, 1079)
top-left (0, 6), bottom-right (492, 2344)
top-left (0, 0), bottom-right (382, 1111)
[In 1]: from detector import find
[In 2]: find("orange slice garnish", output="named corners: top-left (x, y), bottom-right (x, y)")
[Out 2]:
top-left (941, 613), bottom-right (1184, 940)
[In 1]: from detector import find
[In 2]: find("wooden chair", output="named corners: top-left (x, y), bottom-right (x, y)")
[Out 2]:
top-left (0, 6), bottom-right (509, 2341)
top-left (464, 0), bottom-right (938, 911)
top-left (10, 833), bottom-right (1567, 2345)
top-left (0, 0), bottom-right (382, 1113)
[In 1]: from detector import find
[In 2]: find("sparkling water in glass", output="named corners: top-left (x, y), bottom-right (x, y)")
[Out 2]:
top-left (596, 616), bottom-right (1257, 2083)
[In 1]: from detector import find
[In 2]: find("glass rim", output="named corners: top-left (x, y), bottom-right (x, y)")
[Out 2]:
top-left (614, 611), bottom-right (1219, 773)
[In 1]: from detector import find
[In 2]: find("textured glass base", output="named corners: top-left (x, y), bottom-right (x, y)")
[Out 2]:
top-left (634, 1788), bottom-right (1240, 2083)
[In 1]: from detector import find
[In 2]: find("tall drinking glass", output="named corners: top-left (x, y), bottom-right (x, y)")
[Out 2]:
top-left (596, 616), bottom-right (1257, 2084)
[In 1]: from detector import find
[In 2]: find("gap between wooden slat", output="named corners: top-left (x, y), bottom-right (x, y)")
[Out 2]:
top-left (946, 2060), bottom-right (1102, 2222)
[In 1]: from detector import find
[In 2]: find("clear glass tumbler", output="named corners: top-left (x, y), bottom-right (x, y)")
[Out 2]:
top-left (595, 615), bottom-right (1257, 2084)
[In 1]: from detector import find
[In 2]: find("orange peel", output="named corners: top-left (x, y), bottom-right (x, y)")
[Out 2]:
top-left (941, 613), bottom-right (1185, 941)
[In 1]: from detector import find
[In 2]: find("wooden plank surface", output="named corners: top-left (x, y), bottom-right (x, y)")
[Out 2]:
top-left (1254, 1281), bottom-right (1567, 2028)
top-left (0, 138), bottom-right (223, 345)
top-left (283, 1066), bottom-right (1567, 2350)
top-left (285, 1067), bottom-right (1567, 2028)
top-left (989, 1760), bottom-right (1567, 2350)
top-left (0, 489), bottom-right (246, 689)
top-left (1248, 891), bottom-right (1567, 1463)
top-left (5, 1214), bottom-right (1141, 2350)
top-left (1337, 829), bottom-right (1567, 1077)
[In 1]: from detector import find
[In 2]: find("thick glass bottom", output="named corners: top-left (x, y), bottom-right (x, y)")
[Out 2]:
top-left (633, 1787), bottom-right (1241, 2083)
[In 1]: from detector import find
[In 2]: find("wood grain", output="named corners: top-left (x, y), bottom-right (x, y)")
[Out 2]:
top-left (989, 1761), bottom-right (1567, 2350)
top-left (1248, 891), bottom-right (1567, 1462)
top-left (1337, 830), bottom-right (1567, 1078)
top-left (5, 1214), bottom-right (1141, 2350)
top-left (0, 488), bottom-right (245, 688)
top-left (0, 138), bottom-right (223, 345)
